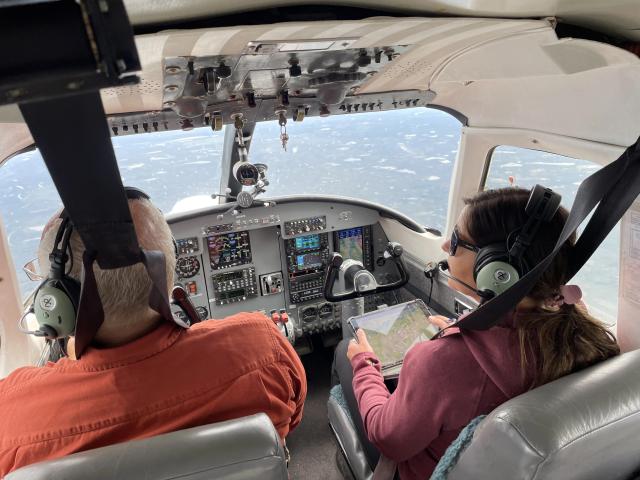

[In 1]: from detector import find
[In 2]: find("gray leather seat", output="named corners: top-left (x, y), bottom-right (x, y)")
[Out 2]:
top-left (448, 349), bottom-right (640, 480)
top-left (328, 385), bottom-right (373, 480)
top-left (6, 413), bottom-right (288, 480)
top-left (329, 349), bottom-right (640, 480)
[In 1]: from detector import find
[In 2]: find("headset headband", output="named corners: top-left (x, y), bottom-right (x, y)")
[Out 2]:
top-left (473, 184), bottom-right (562, 299)
top-left (508, 185), bottom-right (562, 265)
top-left (59, 186), bottom-right (151, 220)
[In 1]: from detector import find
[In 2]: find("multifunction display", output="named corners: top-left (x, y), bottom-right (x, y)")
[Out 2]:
top-left (334, 225), bottom-right (373, 270)
top-left (207, 231), bottom-right (252, 270)
top-left (337, 228), bottom-right (364, 263)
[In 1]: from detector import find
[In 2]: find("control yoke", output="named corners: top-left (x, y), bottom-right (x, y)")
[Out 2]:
top-left (323, 242), bottom-right (409, 302)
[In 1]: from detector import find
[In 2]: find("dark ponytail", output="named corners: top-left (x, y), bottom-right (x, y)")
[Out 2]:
top-left (464, 188), bottom-right (619, 388)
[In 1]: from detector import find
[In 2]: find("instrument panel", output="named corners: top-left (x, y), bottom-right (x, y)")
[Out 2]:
top-left (168, 200), bottom-right (397, 340)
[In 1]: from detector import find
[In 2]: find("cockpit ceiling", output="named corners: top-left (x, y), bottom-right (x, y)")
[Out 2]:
top-left (1, 15), bottom-right (639, 163)
top-left (124, 0), bottom-right (640, 41)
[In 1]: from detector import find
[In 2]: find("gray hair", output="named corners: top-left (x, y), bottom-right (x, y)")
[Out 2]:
top-left (37, 198), bottom-right (176, 332)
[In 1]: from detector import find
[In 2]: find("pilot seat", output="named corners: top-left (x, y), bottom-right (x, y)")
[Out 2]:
top-left (328, 348), bottom-right (640, 480)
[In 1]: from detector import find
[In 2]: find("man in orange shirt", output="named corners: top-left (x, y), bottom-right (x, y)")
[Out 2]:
top-left (0, 194), bottom-right (306, 476)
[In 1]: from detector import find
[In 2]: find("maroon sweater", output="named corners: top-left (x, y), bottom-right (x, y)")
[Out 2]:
top-left (351, 326), bottom-right (532, 479)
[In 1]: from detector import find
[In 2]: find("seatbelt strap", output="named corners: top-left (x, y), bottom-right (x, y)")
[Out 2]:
top-left (452, 137), bottom-right (640, 331)
top-left (372, 455), bottom-right (397, 480)
top-left (19, 91), bottom-right (185, 357)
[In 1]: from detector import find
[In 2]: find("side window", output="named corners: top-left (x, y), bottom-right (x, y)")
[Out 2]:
top-left (484, 146), bottom-right (620, 326)
top-left (250, 108), bottom-right (461, 233)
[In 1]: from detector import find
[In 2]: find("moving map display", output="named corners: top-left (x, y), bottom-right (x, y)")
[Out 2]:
top-left (349, 300), bottom-right (439, 377)
top-left (337, 227), bottom-right (364, 263)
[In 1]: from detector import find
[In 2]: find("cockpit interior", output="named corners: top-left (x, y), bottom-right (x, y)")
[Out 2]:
top-left (1, 1), bottom-right (640, 479)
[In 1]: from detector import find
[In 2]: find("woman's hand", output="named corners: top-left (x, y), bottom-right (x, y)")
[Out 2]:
top-left (347, 329), bottom-right (375, 361)
top-left (428, 315), bottom-right (452, 331)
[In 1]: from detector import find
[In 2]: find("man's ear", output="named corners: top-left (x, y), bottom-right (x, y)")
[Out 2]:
top-left (40, 208), bottom-right (65, 241)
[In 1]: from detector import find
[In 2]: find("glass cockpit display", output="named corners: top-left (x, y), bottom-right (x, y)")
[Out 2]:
top-left (207, 231), bottom-right (252, 270)
top-left (296, 252), bottom-right (323, 270)
top-left (337, 227), bottom-right (364, 264)
top-left (285, 233), bottom-right (330, 304)
top-left (295, 235), bottom-right (321, 250)
top-left (335, 226), bottom-right (373, 269)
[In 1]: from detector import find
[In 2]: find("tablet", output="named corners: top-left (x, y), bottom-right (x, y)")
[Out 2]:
top-left (348, 299), bottom-right (439, 377)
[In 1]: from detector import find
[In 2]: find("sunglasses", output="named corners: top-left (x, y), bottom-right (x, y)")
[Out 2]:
top-left (449, 226), bottom-right (479, 256)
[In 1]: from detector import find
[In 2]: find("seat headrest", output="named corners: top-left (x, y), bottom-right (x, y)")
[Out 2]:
top-left (448, 349), bottom-right (640, 480)
top-left (6, 413), bottom-right (287, 480)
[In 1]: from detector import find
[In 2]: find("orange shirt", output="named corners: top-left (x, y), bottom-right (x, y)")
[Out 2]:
top-left (0, 312), bottom-right (306, 477)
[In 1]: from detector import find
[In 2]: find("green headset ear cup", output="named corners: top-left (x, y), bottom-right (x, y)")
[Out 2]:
top-left (475, 261), bottom-right (520, 296)
top-left (33, 281), bottom-right (78, 338)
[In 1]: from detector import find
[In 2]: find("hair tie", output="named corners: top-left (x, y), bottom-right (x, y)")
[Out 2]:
top-left (544, 284), bottom-right (582, 308)
top-left (560, 284), bottom-right (582, 305)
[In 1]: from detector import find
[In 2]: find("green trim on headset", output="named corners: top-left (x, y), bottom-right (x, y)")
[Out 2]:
top-left (475, 261), bottom-right (520, 297)
top-left (33, 281), bottom-right (78, 338)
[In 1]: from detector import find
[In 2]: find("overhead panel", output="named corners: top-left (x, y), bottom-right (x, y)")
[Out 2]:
top-left (108, 40), bottom-right (439, 136)
top-left (2, 15), bottom-right (640, 164)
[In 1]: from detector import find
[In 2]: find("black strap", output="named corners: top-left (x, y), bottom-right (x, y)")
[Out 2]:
top-left (20, 91), bottom-right (182, 356)
top-left (454, 137), bottom-right (640, 331)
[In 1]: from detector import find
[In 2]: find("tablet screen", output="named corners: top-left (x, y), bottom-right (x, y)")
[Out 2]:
top-left (350, 300), bottom-right (439, 371)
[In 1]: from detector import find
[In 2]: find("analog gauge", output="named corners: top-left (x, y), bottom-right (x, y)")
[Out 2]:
top-left (302, 306), bottom-right (318, 322)
top-left (319, 303), bottom-right (333, 318)
top-left (195, 306), bottom-right (209, 320)
top-left (175, 256), bottom-right (201, 279)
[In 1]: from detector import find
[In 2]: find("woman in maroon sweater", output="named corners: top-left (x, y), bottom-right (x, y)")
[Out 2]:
top-left (334, 187), bottom-right (619, 480)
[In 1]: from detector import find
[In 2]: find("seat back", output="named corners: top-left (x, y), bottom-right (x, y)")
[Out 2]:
top-left (6, 413), bottom-right (287, 480)
top-left (447, 349), bottom-right (640, 480)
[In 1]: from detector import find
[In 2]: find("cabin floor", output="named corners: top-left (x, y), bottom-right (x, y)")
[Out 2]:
top-left (287, 338), bottom-right (346, 480)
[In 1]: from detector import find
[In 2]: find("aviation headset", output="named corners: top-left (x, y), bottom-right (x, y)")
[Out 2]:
top-left (472, 184), bottom-right (562, 299)
top-left (27, 187), bottom-right (177, 339)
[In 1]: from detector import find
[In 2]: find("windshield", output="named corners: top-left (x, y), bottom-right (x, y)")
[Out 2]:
top-left (0, 128), bottom-right (223, 298)
top-left (251, 108), bottom-right (462, 232)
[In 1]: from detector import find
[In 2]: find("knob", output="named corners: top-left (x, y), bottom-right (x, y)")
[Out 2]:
top-left (217, 62), bottom-right (232, 78)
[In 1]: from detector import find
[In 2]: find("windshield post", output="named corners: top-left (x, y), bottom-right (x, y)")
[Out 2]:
top-left (219, 122), bottom-right (256, 203)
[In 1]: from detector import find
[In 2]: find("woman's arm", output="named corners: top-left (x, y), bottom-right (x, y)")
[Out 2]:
top-left (351, 335), bottom-right (482, 462)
